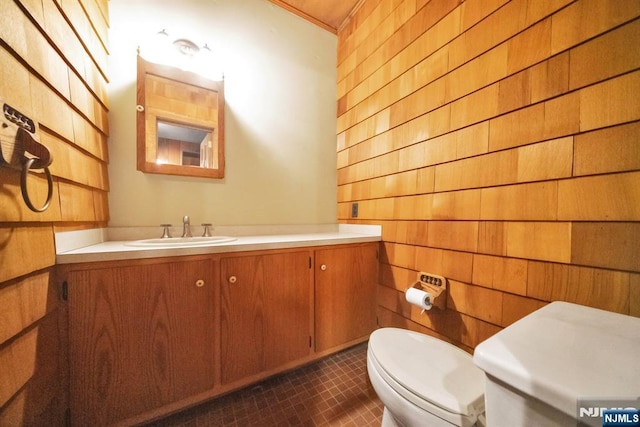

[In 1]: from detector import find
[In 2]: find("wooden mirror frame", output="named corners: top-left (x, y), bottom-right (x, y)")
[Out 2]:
top-left (136, 55), bottom-right (225, 178)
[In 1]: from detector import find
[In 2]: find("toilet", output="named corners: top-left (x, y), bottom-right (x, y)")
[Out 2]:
top-left (367, 328), bottom-right (486, 427)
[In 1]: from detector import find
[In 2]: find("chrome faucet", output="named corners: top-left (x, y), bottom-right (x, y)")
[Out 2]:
top-left (182, 215), bottom-right (192, 238)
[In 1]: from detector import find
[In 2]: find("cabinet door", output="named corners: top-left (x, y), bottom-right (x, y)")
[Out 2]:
top-left (67, 260), bottom-right (215, 426)
top-left (315, 244), bottom-right (379, 352)
top-left (219, 255), bottom-right (262, 383)
top-left (220, 251), bottom-right (312, 384)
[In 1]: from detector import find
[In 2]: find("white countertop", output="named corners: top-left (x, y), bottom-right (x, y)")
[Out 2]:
top-left (55, 224), bottom-right (381, 264)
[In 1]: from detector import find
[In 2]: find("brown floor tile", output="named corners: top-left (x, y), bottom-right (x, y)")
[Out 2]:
top-left (146, 343), bottom-right (382, 427)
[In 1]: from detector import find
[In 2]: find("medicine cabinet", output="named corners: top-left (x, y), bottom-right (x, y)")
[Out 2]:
top-left (136, 55), bottom-right (225, 178)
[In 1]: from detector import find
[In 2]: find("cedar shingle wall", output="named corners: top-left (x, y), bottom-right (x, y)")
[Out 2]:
top-left (0, 0), bottom-right (109, 422)
top-left (337, 0), bottom-right (640, 351)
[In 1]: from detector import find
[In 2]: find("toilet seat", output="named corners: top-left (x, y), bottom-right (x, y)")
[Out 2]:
top-left (368, 328), bottom-right (485, 426)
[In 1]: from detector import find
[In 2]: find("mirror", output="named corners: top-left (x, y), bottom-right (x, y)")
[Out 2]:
top-left (136, 56), bottom-right (224, 178)
top-left (156, 121), bottom-right (218, 168)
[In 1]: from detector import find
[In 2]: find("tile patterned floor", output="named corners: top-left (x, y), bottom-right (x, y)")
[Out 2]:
top-left (148, 343), bottom-right (383, 427)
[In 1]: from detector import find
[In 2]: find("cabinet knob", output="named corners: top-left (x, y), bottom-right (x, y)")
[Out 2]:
top-left (195, 279), bottom-right (205, 287)
top-left (320, 264), bottom-right (327, 271)
top-left (228, 275), bottom-right (237, 284)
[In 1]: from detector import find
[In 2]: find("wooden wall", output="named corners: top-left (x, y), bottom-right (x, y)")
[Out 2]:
top-left (0, 0), bottom-right (109, 423)
top-left (337, 0), bottom-right (640, 352)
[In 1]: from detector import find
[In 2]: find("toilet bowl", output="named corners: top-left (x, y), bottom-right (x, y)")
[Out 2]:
top-left (367, 328), bottom-right (485, 427)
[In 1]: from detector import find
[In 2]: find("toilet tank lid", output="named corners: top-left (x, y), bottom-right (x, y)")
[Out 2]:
top-left (473, 302), bottom-right (640, 418)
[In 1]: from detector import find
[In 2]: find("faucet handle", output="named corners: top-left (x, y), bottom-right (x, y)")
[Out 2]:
top-left (160, 224), bottom-right (172, 238)
top-left (202, 223), bottom-right (213, 237)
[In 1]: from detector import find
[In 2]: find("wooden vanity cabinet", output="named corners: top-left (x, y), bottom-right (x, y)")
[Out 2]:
top-left (219, 250), bottom-right (313, 384)
top-left (315, 243), bottom-right (379, 352)
top-left (64, 258), bottom-right (216, 427)
top-left (61, 242), bottom-right (378, 425)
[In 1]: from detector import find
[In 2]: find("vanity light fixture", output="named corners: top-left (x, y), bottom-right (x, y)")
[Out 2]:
top-left (155, 29), bottom-right (202, 58)
top-left (140, 29), bottom-right (223, 81)
top-left (173, 38), bottom-right (200, 57)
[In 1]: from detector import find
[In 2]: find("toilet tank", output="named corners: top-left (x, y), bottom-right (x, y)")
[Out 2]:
top-left (473, 302), bottom-right (640, 427)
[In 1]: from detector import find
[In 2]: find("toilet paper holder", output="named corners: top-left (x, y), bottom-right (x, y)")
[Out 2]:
top-left (406, 271), bottom-right (447, 311)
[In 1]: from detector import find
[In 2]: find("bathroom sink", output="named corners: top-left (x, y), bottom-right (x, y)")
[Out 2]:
top-left (125, 236), bottom-right (236, 247)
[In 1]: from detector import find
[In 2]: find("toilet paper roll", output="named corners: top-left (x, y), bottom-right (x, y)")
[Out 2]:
top-left (406, 287), bottom-right (432, 311)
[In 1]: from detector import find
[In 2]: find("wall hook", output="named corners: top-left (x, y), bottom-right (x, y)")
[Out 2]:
top-left (1, 100), bottom-right (54, 213)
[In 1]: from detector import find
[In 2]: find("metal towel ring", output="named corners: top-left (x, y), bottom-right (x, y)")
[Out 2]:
top-left (21, 157), bottom-right (53, 212)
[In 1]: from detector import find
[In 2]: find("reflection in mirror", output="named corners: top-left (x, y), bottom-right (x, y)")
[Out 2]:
top-left (156, 121), bottom-right (217, 168)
